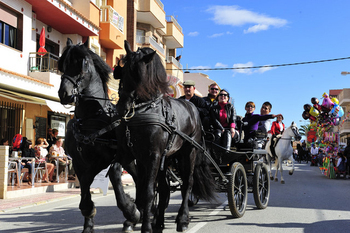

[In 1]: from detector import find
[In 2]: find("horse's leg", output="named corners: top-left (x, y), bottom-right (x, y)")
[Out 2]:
top-left (289, 155), bottom-right (295, 176)
top-left (138, 154), bottom-right (160, 233)
top-left (77, 172), bottom-right (97, 233)
top-left (266, 154), bottom-right (274, 180)
top-left (152, 166), bottom-right (169, 233)
top-left (176, 149), bottom-right (195, 232)
top-left (108, 162), bottom-right (140, 232)
top-left (274, 159), bottom-right (279, 182)
top-left (279, 158), bottom-right (285, 184)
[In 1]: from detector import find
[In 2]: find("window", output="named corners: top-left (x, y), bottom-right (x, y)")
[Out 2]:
top-left (0, 4), bottom-right (22, 50)
top-left (0, 102), bottom-right (23, 144)
top-left (136, 29), bottom-right (145, 44)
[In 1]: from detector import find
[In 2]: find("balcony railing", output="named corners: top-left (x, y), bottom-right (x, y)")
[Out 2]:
top-left (155, 0), bottom-right (164, 9)
top-left (29, 52), bottom-right (59, 73)
top-left (100, 5), bottom-right (124, 33)
top-left (136, 35), bottom-right (165, 55)
top-left (166, 15), bottom-right (182, 32)
top-left (166, 56), bottom-right (183, 70)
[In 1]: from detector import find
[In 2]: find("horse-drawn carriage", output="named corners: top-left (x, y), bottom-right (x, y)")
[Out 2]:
top-left (57, 38), bottom-right (302, 233)
top-left (153, 120), bottom-right (270, 219)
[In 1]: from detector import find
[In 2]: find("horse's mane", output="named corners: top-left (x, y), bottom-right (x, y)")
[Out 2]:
top-left (58, 42), bottom-right (112, 93)
top-left (135, 47), bottom-right (169, 101)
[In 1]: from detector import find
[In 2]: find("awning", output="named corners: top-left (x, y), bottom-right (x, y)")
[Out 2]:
top-left (0, 88), bottom-right (46, 104)
top-left (0, 88), bottom-right (74, 115)
top-left (46, 100), bottom-right (74, 115)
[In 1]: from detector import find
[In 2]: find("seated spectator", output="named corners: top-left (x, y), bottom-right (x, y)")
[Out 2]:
top-left (210, 89), bottom-right (237, 151)
top-left (49, 138), bottom-right (74, 179)
top-left (242, 101), bottom-right (281, 143)
top-left (336, 153), bottom-right (347, 176)
top-left (34, 138), bottom-right (55, 182)
top-left (20, 138), bottom-right (35, 184)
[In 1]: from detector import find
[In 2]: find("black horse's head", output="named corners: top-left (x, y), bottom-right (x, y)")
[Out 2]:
top-left (58, 38), bottom-right (111, 105)
top-left (116, 40), bottom-right (169, 102)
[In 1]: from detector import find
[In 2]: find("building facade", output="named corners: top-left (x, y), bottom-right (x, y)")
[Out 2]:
top-left (330, 88), bottom-right (350, 144)
top-left (0, 0), bottom-right (184, 144)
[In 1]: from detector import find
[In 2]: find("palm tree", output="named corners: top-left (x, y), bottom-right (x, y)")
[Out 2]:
top-left (299, 124), bottom-right (311, 138)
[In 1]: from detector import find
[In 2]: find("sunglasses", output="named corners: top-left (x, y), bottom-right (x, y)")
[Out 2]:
top-left (246, 105), bottom-right (255, 108)
top-left (210, 88), bottom-right (219, 91)
top-left (219, 93), bottom-right (228, 97)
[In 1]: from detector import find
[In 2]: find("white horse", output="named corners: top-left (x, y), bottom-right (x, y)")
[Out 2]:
top-left (265, 122), bottom-right (302, 184)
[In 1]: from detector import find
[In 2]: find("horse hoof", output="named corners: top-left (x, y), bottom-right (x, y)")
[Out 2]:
top-left (270, 176), bottom-right (274, 180)
top-left (274, 178), bottom-right (278, 182)
top-left (289, 171), bottom-right (294, 175)
top-left (122, 221), bottom-right (135, 232)
top-left (176, 223), bottom-right (188, 232)
top-left (281, 180), bottom-right (285, 184)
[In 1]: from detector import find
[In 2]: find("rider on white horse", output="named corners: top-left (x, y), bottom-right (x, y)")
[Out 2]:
top-left (270, 114), bottom-right (285, 159)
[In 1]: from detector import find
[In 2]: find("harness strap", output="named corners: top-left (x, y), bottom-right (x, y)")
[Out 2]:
top-left (173, 129), bottom-right (228, 183)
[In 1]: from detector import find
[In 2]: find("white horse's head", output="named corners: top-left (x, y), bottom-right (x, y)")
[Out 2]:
top-left (283, 121), bottom-right (302, 141)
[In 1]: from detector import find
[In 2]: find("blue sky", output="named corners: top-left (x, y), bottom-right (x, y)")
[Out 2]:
top-left (163, 0), bottom-right (350, 128)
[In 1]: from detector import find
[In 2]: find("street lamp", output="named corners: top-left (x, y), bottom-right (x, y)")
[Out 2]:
top-left (341, 71), bottom-right (350, 75)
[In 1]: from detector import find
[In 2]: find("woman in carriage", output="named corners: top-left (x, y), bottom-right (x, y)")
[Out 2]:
top-left (210, 89), bottom-right (238, 151)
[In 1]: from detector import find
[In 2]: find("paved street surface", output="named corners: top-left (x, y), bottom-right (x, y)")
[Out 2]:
top-left (1, 163), bottom-right (350, 233)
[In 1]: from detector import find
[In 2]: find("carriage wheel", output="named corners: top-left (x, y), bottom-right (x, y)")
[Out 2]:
top-left (253, 163), bottom-right (270, 209)
top-left (227, 162), bottom-right (248, 218)
top-left (188, 191), bottom-right (199, 207)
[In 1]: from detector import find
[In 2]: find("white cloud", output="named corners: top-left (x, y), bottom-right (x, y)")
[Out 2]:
top-left (215, 62), bottom-right (228, 68)
top-left (209, 33), bottom-right (224, 38)
top-left (207, 5), bottom-right (288, 33)
top-left (188, 31), bottom-right (199, 37)
top-left (232, 62), bottom-right (276, 75)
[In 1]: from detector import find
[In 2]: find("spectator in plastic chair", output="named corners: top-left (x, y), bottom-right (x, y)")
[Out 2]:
top-left (35, 138), bottom-right (54, 182)
top-left (49, 138), bottom-right (74, 179)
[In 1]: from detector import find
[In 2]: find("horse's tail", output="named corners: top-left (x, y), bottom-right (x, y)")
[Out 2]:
top-left (192, 141), bottom-right (217, 202)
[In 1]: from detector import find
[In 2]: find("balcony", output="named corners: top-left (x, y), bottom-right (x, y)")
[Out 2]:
top-left (29, 52), bottom-right (59, 74)
top-left (164, 16), bottom-right (184, 49)
top-left (339, 88), bottom-right (350, 106)
top-left (136, 35), bottom-right (165, 55)
top-left (24, 0), bottom-right (99, 36)
top-left (137, 0), bottom-right (166, 29)
top-left (100, 5), bottom-right (125, 49)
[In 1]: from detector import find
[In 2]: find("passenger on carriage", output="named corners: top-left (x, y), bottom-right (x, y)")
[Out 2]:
top-left (257, 101), bottom-right (273, 135)
top-left (210, 89), bottom-right (238, 151)
top-left (203, 83), bottom-right (219, 108)
top-left (179, 80), bottom-right (210, 128)
top-left (242, 101), bottom-right (281, 144)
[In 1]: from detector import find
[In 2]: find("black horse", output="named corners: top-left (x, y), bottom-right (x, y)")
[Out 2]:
top-left (58, 38), bottom-right (140, 233)
top-left (114, 41), bottom-right (216, 233)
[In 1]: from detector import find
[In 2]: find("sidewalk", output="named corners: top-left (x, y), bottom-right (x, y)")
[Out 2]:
top-left (0, 174), bottom-right (134, 213)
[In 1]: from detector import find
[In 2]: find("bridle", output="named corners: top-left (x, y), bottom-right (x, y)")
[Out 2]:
top-left (281, 125), bottom-right (301, 141)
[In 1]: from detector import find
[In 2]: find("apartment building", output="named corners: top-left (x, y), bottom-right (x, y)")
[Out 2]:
top-left (0, 0), bottom-right (184, 144)
top-left (330, 89), bottom-right (350, 144)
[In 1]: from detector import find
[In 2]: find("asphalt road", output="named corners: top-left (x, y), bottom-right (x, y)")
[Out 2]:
top-left (1, 162), bottom-right (350, 233)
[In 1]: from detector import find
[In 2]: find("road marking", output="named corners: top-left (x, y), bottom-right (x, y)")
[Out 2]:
top-left (187, 201), bottom-right (228, 233)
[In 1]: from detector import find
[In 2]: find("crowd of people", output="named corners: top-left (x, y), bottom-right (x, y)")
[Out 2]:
top-left (0, 128), bottom-right (75, 186)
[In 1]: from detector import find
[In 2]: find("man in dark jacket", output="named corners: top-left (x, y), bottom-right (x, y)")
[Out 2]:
top-left (202, 83), bottom-right (219, 108)
top-left (179, 80), bottom-right (209, 121)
